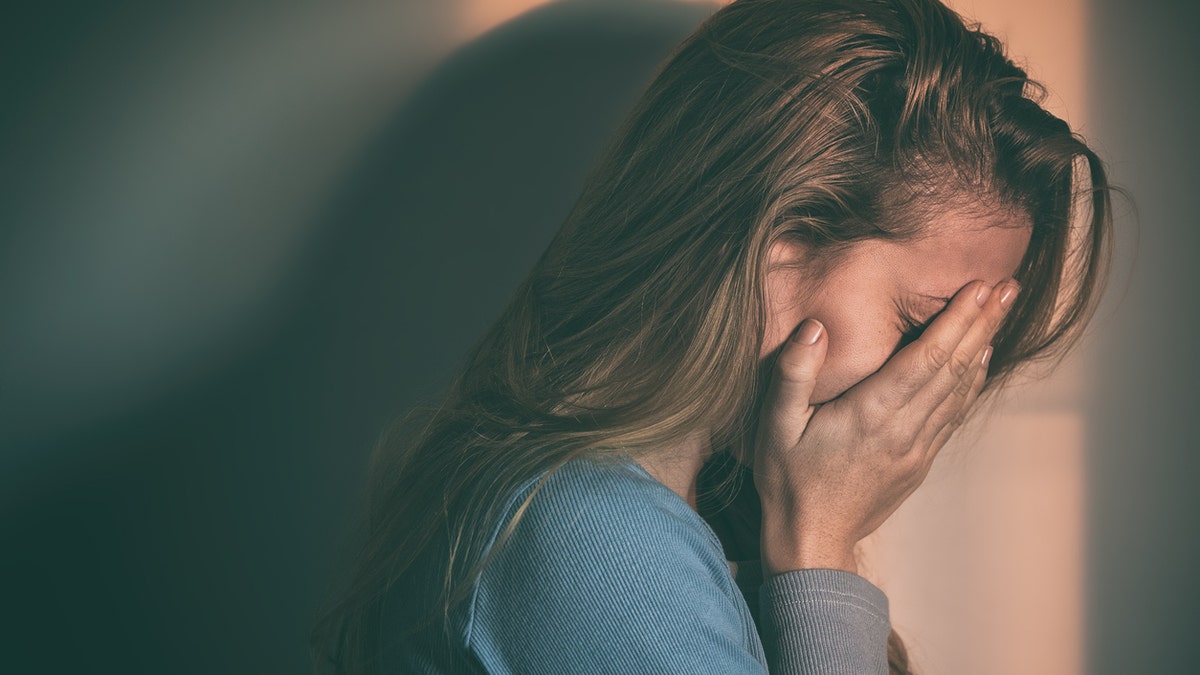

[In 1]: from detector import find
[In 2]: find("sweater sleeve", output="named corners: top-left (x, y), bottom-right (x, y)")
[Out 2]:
top-left (759, 568), bottom-right (892, 673)
top-left (463, 457), bottom-right (891, 674)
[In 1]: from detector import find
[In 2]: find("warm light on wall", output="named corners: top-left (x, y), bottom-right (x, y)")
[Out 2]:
top-left (455, 0), bottom-right (722, 41)
top-left (456, 0), bottom-right (548, 40)
top-left (450, 2), bottom-right (1089, 673)
top-left (862, 2), bottom-right (1088, 674)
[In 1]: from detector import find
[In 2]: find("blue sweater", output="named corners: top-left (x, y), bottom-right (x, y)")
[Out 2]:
top-left (386, 454), bottom-right (891, 673)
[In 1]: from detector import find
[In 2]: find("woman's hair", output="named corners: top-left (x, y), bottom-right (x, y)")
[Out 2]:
top-left (312, 0), bottom-right (1114, 673)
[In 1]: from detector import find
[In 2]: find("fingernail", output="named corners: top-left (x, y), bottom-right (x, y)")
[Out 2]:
top-left (793, 318), bottom-right (823, 345)
top-left (981, 345), bottom-right (993, 367)
top-left (975, 283), bottom-right (992, 307)
top-left (999, 280), bottom-right (1020, 309)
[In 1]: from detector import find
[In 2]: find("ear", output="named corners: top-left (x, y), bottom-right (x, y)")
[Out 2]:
top-left (761, 238), bottom-right (819, 360)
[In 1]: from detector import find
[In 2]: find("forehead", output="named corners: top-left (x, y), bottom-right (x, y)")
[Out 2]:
top-left (861, 207), bottom-right (1032, 296)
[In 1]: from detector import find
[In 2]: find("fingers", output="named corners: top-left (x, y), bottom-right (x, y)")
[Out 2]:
top-left (918, 342), bottom-right (991, 458)
top-left (856, 280), bottom-right (992, 413)
top-left (907, 278), bottom-right (1018, 418)
top-left (759, 318), bottom-right (827, 449)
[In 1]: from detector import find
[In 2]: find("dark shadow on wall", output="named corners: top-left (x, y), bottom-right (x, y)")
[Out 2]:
top-left (0, 1), bottom-right (716, 673)
top-left (1086, 0), bottom-right (1200, 673)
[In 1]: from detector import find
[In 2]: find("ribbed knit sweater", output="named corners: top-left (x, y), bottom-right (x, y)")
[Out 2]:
top-left (386, 454), bottom-right (891, 673)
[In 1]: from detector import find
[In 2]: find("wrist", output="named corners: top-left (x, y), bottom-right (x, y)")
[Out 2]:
top-left (761, 548), bottom-right (859, 576)
top-left (760, 519), bottom-right (858, 576)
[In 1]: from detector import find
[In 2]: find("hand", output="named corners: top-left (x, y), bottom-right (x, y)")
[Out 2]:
top-left (754, 278), bottom-right (1020, 576)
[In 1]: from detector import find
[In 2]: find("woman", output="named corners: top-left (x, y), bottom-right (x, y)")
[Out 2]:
top-left (312, 0), bottom-right (1113, 672)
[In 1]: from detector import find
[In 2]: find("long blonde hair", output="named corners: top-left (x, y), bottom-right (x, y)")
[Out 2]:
top-left (312, 1), bottom-right (1114, 672)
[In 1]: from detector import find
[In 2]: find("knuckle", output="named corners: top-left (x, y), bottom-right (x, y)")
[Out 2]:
top-left (924, 342), bottom-right (953, 372)
top-left (882, 417), bottom-right (916, 450)
top-left (859, 397), bottom-right (891, 434)
top-left (953, 369), bottom-right (976, 398)
top-left (896, 448), bottom-right (925, 476)
top-left (880, 426), bottom-right (907, 451)
top-left (855, 408), bottom-right (880, 437)
top-left (949, 351), bottom-right (974, 380)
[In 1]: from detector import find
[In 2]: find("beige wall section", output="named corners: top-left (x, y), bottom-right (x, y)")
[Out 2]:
top-left (859, 2), bottom-right (1089, 675)
top-left (455, 0), bottom-right (548, 41)
top-left (862, 411), bottom-right (1086, 675)
top-left (949, 0), bottom-right (1087, 125)
top-left (454, 2), bottom-right (1090, 674)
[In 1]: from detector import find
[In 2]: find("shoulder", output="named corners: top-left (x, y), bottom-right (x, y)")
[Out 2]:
top-left (506, 455), bottom-right (722, 559)
top-left (462, 454), bottom-right (764, 672)
top-left (476, 454), bottom-right (731, 594)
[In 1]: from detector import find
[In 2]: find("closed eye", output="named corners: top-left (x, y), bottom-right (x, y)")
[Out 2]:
top-left (894, 294), bottom-right (950, 352)
top-left (896, 297), bottom-right (950, 349)
top-left (897, 315), bottom-right (926, 349)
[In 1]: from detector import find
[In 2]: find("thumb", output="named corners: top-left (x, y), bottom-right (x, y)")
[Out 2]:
top-left (761, 318), bottom-right (827, 447)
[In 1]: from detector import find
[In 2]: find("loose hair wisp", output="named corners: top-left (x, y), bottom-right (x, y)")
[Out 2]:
top-left (313, 1), bottom-right (1114, 673)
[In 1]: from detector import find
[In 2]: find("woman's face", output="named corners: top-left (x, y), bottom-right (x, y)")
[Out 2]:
top-left (762, 208), bottom-right (1032, 404)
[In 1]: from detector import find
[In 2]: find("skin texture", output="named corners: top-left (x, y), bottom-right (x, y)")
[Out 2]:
top-left (639, 205), bottom-right (1031, 575)
top-left (762, 205), bottom-right (1032, 404)
top-left (753, 206), bottom-right (1031, 574)
top-left (756, 275), bottom-right (1021, 574)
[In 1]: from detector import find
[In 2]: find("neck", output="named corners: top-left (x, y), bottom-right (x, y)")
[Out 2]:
top-left (633, 429), bottom-right (714, 509)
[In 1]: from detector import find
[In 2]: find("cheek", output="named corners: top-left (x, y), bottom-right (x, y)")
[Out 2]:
top-left (759, 262), bottom-right (902, 403)
top-left (808, 316), bottom-right (902, 404)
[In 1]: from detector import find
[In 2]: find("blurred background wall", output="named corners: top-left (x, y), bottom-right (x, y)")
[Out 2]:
top-left (0, 1), bottom-right (1195, 673)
